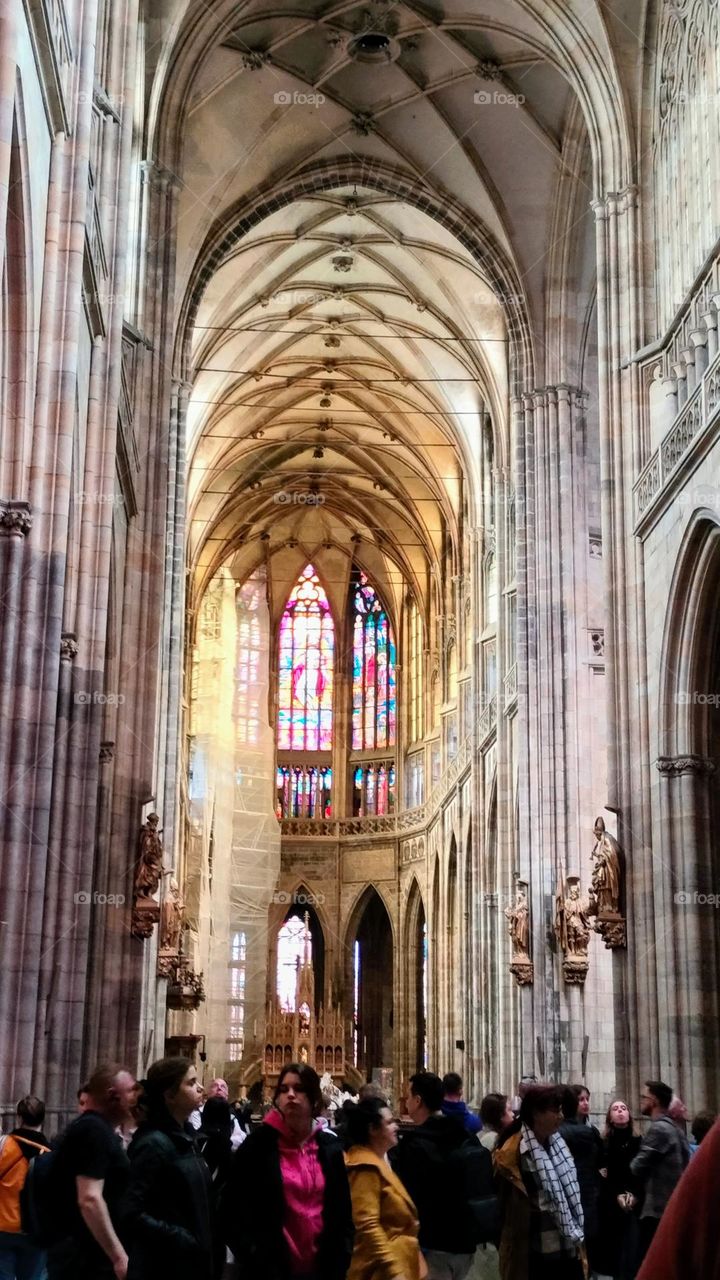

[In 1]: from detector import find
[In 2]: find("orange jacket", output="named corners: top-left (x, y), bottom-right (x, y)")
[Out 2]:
top-left (0, 1133), bottom-right (49, 1233)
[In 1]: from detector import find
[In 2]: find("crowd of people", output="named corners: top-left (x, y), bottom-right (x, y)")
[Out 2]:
top-left (0, 1060), bottom-right (715, 1280)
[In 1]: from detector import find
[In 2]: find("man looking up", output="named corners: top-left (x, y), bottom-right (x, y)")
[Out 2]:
top-left (49, 1063), bottom-right (135, 1280)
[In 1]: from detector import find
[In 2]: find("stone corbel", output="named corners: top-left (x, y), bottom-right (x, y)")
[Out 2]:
top-left (510, 959), bottom-right (533, 986)
top-left (131, 897), bottom-right (160, 939)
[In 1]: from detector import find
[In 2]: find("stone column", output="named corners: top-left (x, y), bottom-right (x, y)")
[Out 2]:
top-left (592, 185), bottom-right (655, 1097)
top-left (655, 754), bottom-right (719, 1106)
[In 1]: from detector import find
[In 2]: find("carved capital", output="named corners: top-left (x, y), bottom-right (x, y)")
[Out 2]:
top-left (0, 500), bottom-right (32, 538)
top-left (60, 633), bottom-right (79, 662)
top-left (563, 957), bottom-right (589, 985)
top-left (656, 754), bottom-right (716, 777)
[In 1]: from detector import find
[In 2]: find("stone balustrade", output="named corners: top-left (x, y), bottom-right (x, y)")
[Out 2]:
top-left (634, 346), bottom-right (720, 525)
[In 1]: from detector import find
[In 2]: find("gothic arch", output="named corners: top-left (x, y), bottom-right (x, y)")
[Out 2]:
top-left (404, 876), bottom-right (427, 1075)
top-left (343, 884), bottom-right (394, 1078)
top-left (0, 83), bottom-right (33, 496)
top-left (149, 1), bottom-right (632, 208)
top-left (269, 883), bottom-right (327, 1013)
top-left (659, 514), bottom-right (720, 760)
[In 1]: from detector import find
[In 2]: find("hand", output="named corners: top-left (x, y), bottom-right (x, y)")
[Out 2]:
top-left (599, 1166), bottom-right (608, 1178)
top-left (112, 1251), bottom-right (128, 1279)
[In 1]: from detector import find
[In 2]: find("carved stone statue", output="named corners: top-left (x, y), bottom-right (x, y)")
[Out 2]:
top-left (160, 876), bottom-right (184, 952)
top-left (555, 876), bottom-right (591, 984)
top-left (505, 885), bottom-right (529, 957)
top-left (590, 817), bottom-right (622, 914)
top-left (135, 813), bottom-right (163, 898)
top-left (587, 817), bottom-right (626, 948)
top-left (505, 882), bottom-right (533, 985)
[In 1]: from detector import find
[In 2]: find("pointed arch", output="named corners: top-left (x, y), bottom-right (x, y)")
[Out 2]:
top-left (344, 885), bottom-right (394, 1079)
top-left (273, 884), bottom-right (326, 1014)
top-left (277, 563), bottom-right (334, 751)
top-left (405, 876), bottom-right (427, 1073)
top-left (350, 567), bottom-right (397, 752)
top-left (1, 85), bottom-right (33, 495)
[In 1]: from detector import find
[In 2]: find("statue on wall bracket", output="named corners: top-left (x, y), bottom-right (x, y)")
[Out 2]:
top-left (131, 812), bottom-right (163, 939)
top-left (554, 875), bottom-right (591, 984)
top-left (505, 880), bottom-right (533, 985)
top-left (587, 816), bottom-right (626, 948)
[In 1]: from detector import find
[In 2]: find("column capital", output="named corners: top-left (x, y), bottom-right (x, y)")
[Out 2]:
top-left (0, 500), bottom-right (32, 538)
top-left (656, 754), bottom-right (716, 777)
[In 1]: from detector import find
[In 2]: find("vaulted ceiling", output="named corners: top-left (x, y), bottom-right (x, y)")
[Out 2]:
top-left (145, 1), bottom-right (628, 611)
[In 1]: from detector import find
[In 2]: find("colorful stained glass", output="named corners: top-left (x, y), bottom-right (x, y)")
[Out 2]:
top-left (277, 565), bottom-right (334, 751)
top-left (277, 764), bottom-right (333, 819)
top-left (351, 572), bottom-right (396, 750)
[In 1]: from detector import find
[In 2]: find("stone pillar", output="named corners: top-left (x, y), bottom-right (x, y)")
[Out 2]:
top-left (592, 185), bottom-right (654, 1099)
top-left (655, 755), bottom-right (719, 1107)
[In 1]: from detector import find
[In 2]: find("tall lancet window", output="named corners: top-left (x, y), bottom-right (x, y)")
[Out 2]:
top-left (351, 571), bottom-right (396, 750)
top-left (277, 565), bottom-right (334, 751)
top-left (276, 914), bottom-right (311, 1012)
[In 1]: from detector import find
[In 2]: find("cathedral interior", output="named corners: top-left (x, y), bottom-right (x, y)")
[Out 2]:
top-left (1, 0), bottom-right (719, 1124)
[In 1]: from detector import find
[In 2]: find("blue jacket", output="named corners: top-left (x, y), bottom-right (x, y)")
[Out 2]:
top-left (441, 1099), bottom-right (482, 1136)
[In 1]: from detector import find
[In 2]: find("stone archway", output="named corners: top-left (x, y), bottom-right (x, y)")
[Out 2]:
top-left (346, 886), bottom-right (394, 1081)
top-left (655, 516), bottom-right (720, 1102)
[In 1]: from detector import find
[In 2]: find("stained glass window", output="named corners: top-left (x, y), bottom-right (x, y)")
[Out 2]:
top-left (278, 565), bottom-right (334, 751)
top-left (352, 762), bottom-right (395, 816)
top-left (227, 931), bottom-right (246, 1062)
top-left (277, 915), bottom-right (310, 1012)
top-left (352, 572), bottom-right (396, 750)
top-left (276, 765), bottom-right (332, 819)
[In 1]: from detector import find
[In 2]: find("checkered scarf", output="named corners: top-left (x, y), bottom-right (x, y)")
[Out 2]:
top-left (520, 1123), bottom-right (585, 1249)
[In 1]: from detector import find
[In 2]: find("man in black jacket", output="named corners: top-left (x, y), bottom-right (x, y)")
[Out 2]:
top-left (391, 1072), bottom-right (493, 1280)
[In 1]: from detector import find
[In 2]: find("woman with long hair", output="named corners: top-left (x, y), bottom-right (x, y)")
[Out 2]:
top-left (120, 1057), bottom-right (213, 1280)
top-left (494, 1085), bottom-right (585, 1279)
top-left (594, 1100), bottom-right (641, 1280)
top-left (343, 1098), bottom-right (424, 1280)
top-left (224, 1062), bottom-right (353, 1280)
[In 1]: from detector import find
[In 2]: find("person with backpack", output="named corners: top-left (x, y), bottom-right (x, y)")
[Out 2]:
top-left (0, 1095), bottom-right (50, 1280)
top-left (391, 1072), bottom-right (497, 1280)
top-left (46, 1063), bottom-right (136, 1280)
top-left (119, 1057), bottom-right (213, 1280)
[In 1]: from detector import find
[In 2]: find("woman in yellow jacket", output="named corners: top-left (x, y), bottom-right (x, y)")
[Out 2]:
top-left (344, 1098), bottom-right (426, 1280)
